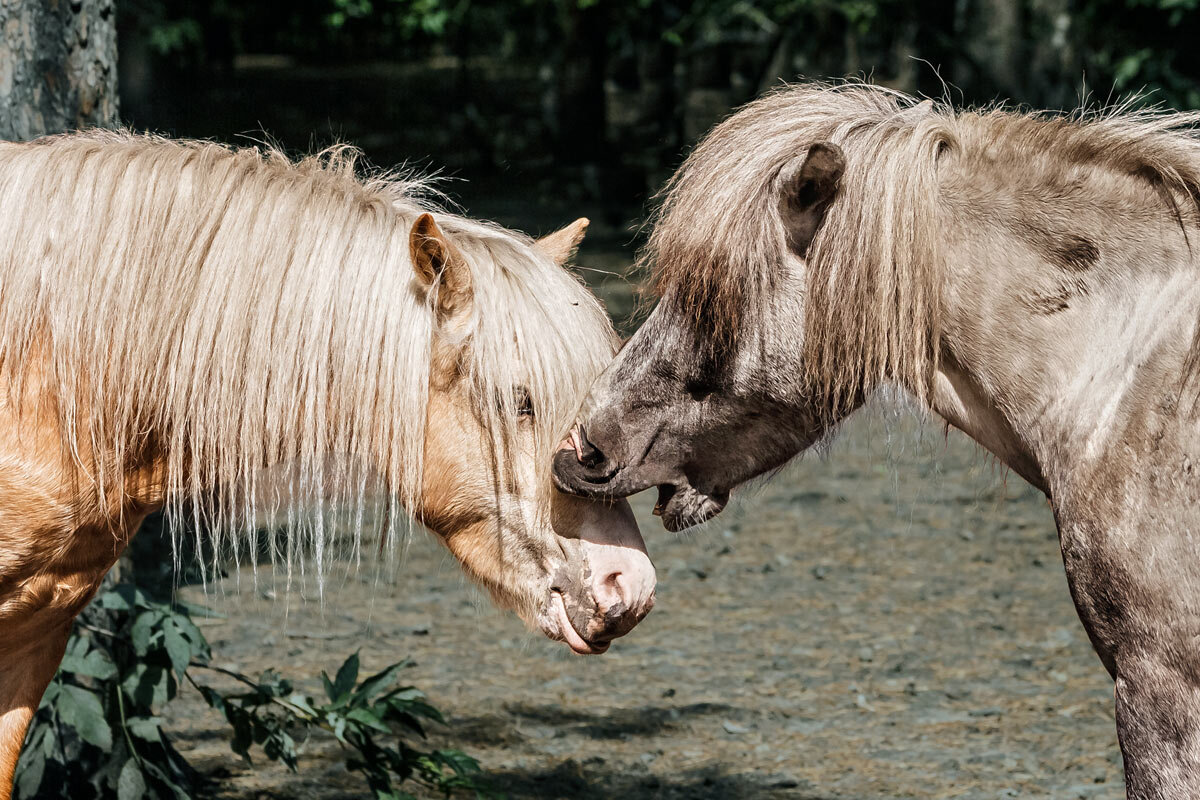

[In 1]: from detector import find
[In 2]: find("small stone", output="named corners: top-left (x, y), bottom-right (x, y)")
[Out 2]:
top-left (969, 707), bottom-right (1002, 718)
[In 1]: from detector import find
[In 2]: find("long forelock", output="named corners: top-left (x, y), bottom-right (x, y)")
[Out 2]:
top-left (445, 219), bottom-right (621, 512)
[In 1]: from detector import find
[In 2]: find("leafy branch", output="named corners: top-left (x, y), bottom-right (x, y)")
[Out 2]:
top-left (16, 583), bottom-right (496, 800)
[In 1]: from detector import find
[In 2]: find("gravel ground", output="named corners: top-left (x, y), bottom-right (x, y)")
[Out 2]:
top-left (165, 408), bottom-right (1125, 799)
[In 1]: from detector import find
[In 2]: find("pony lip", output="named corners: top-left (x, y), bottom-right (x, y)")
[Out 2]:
top-left (551, 449), bottom-right (624, 496)
top-left (549, 591), bottom-right (609, 655)
top-left (659, 484), bottom-right (729, 532)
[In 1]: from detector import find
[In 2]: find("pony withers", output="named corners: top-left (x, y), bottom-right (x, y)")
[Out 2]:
top-left (556, 81), bottom-right (1200, 798)
top-left (0, 131), bottom-right (654, 795)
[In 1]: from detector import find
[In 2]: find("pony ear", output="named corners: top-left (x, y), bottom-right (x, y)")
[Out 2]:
top-left (533, 217), bottom-right (589, 265)
top-left (410, 213), bottom-right (471, 320)
top-left (778, 142), bottom-right (845, 256)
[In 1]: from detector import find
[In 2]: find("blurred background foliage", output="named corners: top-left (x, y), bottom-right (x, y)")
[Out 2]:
top-left (116, 0), bottom-right (1200, 222)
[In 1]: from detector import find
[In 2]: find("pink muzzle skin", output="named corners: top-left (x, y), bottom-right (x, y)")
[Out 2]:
top-left (546, 433), bottom-right (656, 654)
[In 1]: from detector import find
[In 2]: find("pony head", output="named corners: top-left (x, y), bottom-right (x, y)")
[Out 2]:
top-left (0, 131), bottom-right (655, 654)
top-left (553, 84), bottom-right (949, 530)
top-left (409, 213), bottom-right (655, 653)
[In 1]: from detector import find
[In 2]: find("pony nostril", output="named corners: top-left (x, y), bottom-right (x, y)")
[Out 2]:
top-left (597, 570), bottom-right (628, 610)
top-left (576, 425), bottom-right (606, 468)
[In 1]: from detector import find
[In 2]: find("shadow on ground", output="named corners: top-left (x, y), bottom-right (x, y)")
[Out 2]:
top-left (489, 761), bottom-right (821, 800)
top-left (452, 701), bottom-right (746, 746)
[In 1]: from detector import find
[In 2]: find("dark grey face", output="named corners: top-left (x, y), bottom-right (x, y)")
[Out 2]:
top-left (553, 141), bottom-right (848, 531)
top-left (553, 308), bottom-right (823, 531)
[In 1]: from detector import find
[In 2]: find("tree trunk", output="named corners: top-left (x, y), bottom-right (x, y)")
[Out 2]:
top-left (0, 0), bottom-right (119, 141)
top-left (964, 0), bottom-right (1024, 99)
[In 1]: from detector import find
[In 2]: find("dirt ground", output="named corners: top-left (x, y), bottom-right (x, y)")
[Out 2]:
top-left (166, 404), bottom-right (1124, 800)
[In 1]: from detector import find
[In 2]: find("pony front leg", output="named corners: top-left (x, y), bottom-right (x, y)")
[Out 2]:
top-left (1115, 657), bottom-right (1200, 799)
top-left (0, 517), bottom-right (141, 799)
top-left (0, 622), bottom-right (72, 799)
top-left (1058, 511), bottom-right (1200, 799)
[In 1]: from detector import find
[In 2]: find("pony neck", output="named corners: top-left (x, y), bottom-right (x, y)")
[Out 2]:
top-left (926, 197), bottom-right (1200, 501)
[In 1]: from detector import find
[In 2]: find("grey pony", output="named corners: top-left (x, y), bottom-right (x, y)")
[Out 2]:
top-left (554, 81), bottom-right (1200, 798)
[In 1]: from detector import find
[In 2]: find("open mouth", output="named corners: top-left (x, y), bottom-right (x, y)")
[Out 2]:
top-left (653, 483), bottom-right (729, 532)
top-left (549, 591), bottom-right (610, 655)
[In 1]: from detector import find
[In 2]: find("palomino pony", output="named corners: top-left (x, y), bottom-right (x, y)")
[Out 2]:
top-left (554, 82), bottom-right (1200, 797)
top-left (0, 131), bottom-right (655, 796)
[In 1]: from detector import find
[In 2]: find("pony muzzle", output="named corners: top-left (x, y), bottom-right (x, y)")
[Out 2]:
top-left (552, 425), bottom-right (655, 499)
top-left (540, 498), bottom-right (656, 654)
top-left (552, 427), bottom-right (623, 497)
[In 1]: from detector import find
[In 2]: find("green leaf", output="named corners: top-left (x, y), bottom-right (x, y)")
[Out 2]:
top-left (162, 618), bottom-right (191, 679)
top-left (228, 707), bottom-right (255, 762)
top-left (14, 747), bottom-right (45, 798)
top-left (56, 684), bottom-right (112, 749)
top-left (137, 758), bottom-right (193, 800)
top-left (60, 648), bottom-right (117, 680)
top-left (321, 671), bottom-right (337, 702)
top-left (272, 692), bottom-right (318, 721)
top-left (197, 684), bottom-right (227, 714)
top-left (262, 728), bottom-right (299, 770)
top-left (123, 664), bottom-right (170, 707)
top-left (98, 585), bottom-right (136, 611)
top-left (126, 716), bottom-right (164, 742)
top-left (435, 748), bottom-right (482, 776)
top-left (25, 580), bottom-right (491, 800)
top-left (117, 758), bottom-right (146, 800)
top-left (346, 707), bottom-right (392, 734)
top-left (353, 661), bottom-right (408, 701)
top-left (332, 652), bottom-right (360, 701)
top-left (36, 714), bottom-right (57, 756)
top-left (330, 712), bottom-right (348, 743)
top-left (130, 611), bottom-right (161, 655)
top-left (168, 612), bottom-right (211, 664)
top-left (37, 681), bottom-right (61, 710)
top-left (388, 712), bottom-right (426, 738)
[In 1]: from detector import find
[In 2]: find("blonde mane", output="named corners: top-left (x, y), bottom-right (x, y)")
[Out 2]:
top-left (0, 130), bottom-right (617, 579)
top-left (644, 81), bottom-right (1200, 414)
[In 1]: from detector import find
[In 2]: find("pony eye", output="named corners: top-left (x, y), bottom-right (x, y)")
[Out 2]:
top-left (514, 387), bottom-right (534, 417)
top-left (685, 379), bottom-right (717, 401)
